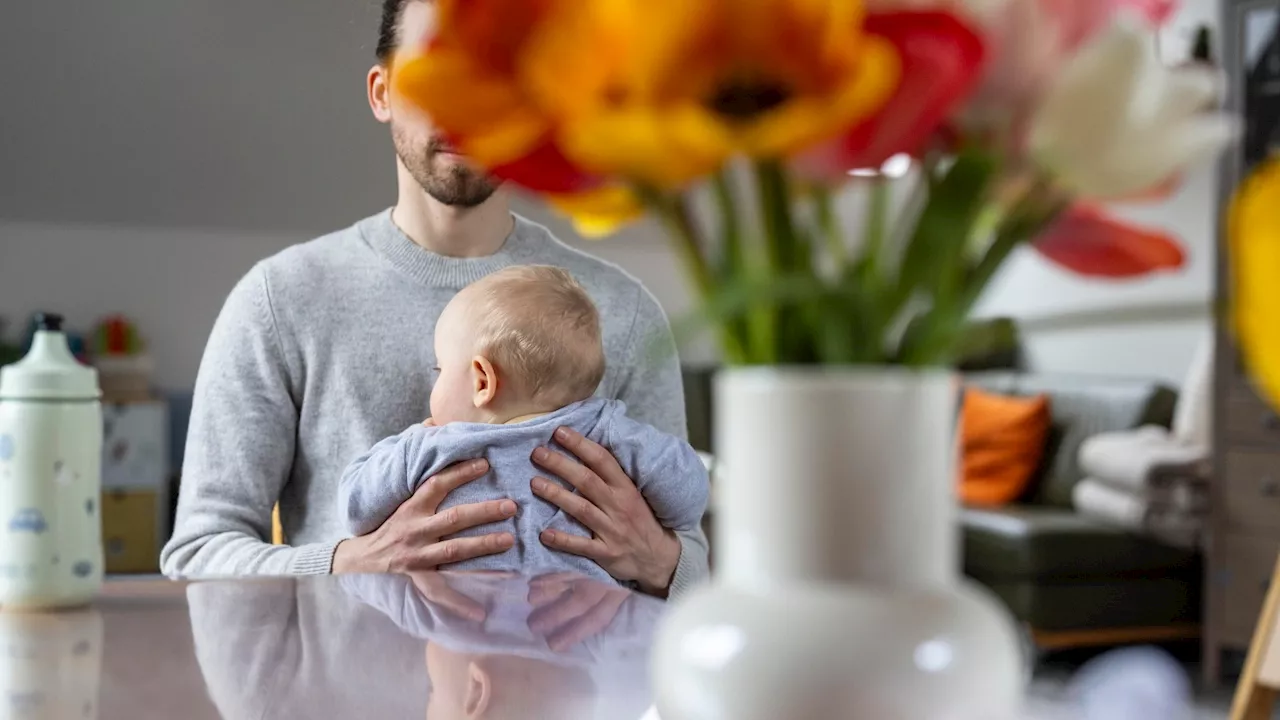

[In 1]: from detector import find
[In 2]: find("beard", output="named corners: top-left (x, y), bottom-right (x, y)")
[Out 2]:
top-left (392, 123), bottom-right (499, 208)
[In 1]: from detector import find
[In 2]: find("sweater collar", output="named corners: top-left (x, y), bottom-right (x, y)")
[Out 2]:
top-left (359, 208), bottom-right (551, 289)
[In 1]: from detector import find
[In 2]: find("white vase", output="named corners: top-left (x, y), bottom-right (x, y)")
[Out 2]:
top-left (653, 368), bottom-right (1025, 720)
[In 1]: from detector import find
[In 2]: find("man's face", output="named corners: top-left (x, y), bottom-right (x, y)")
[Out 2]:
top-left (388, 1), bottom-right (499, 208)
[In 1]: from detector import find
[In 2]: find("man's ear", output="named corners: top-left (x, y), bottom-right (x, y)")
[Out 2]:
top-left (471, 356), bottom-right (499, 408)
top-left (367, 64), bottom-right (393, 123)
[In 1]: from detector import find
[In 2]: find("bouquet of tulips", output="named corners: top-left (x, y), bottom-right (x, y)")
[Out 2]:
top-left (396, 0), bottom-right (1233, 366)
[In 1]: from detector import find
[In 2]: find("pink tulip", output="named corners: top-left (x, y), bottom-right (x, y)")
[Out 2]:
top-left (961, 0), bottom-right (1178, 140)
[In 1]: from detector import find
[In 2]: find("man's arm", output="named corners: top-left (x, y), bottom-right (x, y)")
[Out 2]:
top-left (160, 265), bottom-right (335, 577)
top-left (612, 285), bottom-right (711, 597)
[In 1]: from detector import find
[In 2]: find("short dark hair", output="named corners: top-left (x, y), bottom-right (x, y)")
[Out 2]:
top-left (376, 0), bottom-right (413, 63)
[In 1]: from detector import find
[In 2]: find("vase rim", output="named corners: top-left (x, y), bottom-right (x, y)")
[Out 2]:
top-left (715, 366), bottom-right (958, 394)
top-left (718, 365), bottom-right (955, 380)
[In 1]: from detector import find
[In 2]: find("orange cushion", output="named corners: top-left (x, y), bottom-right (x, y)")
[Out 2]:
top-left (957, 387), bottom-right (1051, 507)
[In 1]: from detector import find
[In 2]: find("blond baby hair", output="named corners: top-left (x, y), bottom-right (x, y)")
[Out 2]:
top-left (463, 265), bottom-right (606, 407)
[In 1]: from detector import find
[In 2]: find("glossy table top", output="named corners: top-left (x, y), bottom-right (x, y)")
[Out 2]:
top-left (1, 573), bottom-right (667, 719)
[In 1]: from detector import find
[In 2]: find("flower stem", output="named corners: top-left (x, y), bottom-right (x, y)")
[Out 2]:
top-left (755, 161), bottom-right (806, 362)
top-left (862, 180), bottom-right (888, 277)
top-left (957, 193), bottom-right (1068, 318)
top-left (816, 187), bottom-right (845, 270)
top-left (639, 185), bottom-right (747, 364)
top-left (712, 170), bottom-right (752, 360)
top-left (714, 171), bottom-right (743, 277)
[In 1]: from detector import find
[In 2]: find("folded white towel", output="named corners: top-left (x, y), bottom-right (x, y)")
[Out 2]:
top-left (1087, 478), bottom-right (1208, 515)
top-left (1072, 479), bottom-right (1202, 549)
top-left (1078, 426), bottom-right (1209, 494)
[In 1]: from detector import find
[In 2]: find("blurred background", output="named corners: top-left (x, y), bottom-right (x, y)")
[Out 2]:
top-left (2, 1), bottom-right (1273, 711)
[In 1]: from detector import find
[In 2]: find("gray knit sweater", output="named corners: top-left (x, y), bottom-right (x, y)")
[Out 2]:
top-left (161, 210), bottom-right (710, 596)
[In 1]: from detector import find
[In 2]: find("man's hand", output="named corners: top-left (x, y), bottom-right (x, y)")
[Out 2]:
top-left (530, 428), bottom-right (682, 597)
top-left (527, 573), bottom-right (630, 652)
top-left (409, 572), bottom-right (488, 622)
top-left (332, 459), bottom-right (516, 573)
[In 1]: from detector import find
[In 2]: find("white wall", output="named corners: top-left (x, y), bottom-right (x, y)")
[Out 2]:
top-left (972, 164), bottom-right (1217, 386)
top-left (0, 221), bottom-right (304, 390)
top-left (0, 209), bottom-right (708, 392)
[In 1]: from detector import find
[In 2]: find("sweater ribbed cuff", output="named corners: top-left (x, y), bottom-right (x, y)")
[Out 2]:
top-left (667, 535), bottom-right (706, 600)
top-left (288, 540), bottom-right (342, 575)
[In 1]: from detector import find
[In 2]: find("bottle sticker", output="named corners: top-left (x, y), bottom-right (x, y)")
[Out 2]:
top-left (7, 509), bottom-right (47, 534)
top-left (72, 561), bottom-right (93, 578)
top-left (0, 434), bottom-right (12, 461)
top-left (8, 691), bottom-right (45, 713)
top-left (0, 564), bottom-right (36, 580)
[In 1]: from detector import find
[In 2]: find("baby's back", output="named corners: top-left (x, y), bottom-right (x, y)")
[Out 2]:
top-left (434, 401), bottom-right (618, 582)
top-left (339, 397), bottom-right (709, 584)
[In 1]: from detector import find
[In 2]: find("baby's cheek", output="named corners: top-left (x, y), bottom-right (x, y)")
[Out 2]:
top-left (429, 376), bottom-right (467, 424)
top-left (428, 381), bottom-right (446, 423)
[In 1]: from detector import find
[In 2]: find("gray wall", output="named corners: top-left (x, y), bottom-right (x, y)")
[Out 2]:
top-left (0, 0), bottom-right (394, 233)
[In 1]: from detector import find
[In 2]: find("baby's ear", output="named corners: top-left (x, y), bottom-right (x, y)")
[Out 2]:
top-left (471, 355), bottom-right (499, 408)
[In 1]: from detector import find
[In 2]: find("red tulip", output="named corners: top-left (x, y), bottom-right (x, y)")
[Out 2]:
top-left (1032, 203), bottom-right (1185, 278)
top-left (792, 11), bottom-right (987, 179)
top-left (487, 140), bottom-right (604, 195)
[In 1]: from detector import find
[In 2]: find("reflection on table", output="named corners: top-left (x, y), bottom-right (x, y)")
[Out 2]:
top-left (0, 573), bottom-right (665, 720)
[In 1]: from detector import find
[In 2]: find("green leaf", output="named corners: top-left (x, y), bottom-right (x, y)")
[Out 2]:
top-left (890, 148), bottom-right (999, 321)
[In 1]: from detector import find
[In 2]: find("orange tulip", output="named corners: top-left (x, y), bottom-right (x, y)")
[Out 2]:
top-left (532, 0), bottom-right (903, 186)
top-left (397, 0), bottom-right (904, 190)
top-left (393, 0), bottom-right (602, 193)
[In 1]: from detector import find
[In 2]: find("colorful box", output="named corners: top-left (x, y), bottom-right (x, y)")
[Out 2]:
top-left (100, 402), bottom-right (169, 574)
top-left (100, 490), bottom-right (160, 574)
top-left (102, 402), bottom-right (168, 491)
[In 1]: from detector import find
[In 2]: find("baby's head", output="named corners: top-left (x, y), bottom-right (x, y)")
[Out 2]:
top-left (425, 643), bottom-right (596, 720)
top-left (430, 265), bottom-right (606, 424)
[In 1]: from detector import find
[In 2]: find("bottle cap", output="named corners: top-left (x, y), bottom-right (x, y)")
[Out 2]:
top-left (0, 313), bottom-right (100, 401)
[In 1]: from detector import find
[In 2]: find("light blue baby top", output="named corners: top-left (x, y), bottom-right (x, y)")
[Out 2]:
top-left (338, 398), bottom-right (709, 583)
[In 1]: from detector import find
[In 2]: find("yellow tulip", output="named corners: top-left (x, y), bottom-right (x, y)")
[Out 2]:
top-left (1232, 156), bottom-right (1280, 411)
top-left (546, 185), bottom-right (646, 238)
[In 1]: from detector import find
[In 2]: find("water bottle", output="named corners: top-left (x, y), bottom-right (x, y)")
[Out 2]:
top-left (0, 313), bottom-right (104, 609)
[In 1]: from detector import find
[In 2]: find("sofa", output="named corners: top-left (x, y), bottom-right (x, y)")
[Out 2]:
top-left (961, 372), bottom-right (1200, 650)
top-left (683, 367), bottom-right (1202, 651)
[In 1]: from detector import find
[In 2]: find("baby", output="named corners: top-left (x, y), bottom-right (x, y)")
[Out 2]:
top-left (338, 265), bottom-right (709, 583)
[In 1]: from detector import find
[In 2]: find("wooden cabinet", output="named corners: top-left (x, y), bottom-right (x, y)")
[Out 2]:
top-left (1205, 0), bottom-right (1280, 686)
top-left (1206, 392), bottom-right (1280, 676)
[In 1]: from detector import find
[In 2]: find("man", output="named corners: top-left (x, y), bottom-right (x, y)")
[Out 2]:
top-left (159, 0), bottom-right (709, 598)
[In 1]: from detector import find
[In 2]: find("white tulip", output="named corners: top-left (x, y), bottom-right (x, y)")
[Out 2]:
top-left (1027, 19), bottom-right (1236, 200)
